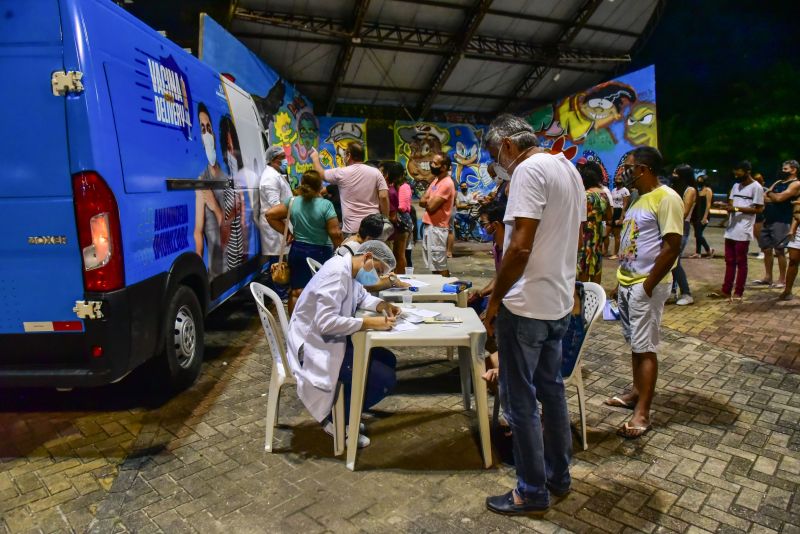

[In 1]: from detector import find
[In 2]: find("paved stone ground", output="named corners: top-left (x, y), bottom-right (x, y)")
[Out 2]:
top-left (1, 226), bottom-right (799, 533)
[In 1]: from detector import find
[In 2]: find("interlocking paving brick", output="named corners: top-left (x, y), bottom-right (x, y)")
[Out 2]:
top-left (2, 232), bottom-right (800, 532)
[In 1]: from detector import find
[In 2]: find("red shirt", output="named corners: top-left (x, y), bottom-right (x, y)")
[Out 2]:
top-left (422, 174), bottom-right (455, 228)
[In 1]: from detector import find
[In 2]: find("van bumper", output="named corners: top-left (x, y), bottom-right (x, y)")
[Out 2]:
top-left (0, 275), bottom-right (164, 388)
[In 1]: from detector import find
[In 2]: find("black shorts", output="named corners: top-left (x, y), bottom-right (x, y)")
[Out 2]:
top-left (611, 208), bottom-right (623, 227)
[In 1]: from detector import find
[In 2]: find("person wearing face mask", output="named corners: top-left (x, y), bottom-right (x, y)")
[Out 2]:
top-left (690, 175), bottom-right (714, 258)
top-left (755, 160), bottom-right (800, 289)
top-left (218, 116), bottom-right (249, 273)
top-left (194, 102), bottom-right (226, 280)
top-left (257, 145), bottom-right (294, 294)
top-left (606, 147), bottom-right (683, 440)
top-left (708, 161), bottom-right (764, 301)
top-left (284, 240), bottom-right (401, 448)
top-left (419, 153), bottom-right (456, 276)
top-left (481, 114), bottom-right (585, 517)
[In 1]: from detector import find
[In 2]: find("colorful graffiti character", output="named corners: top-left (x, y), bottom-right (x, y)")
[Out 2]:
top-left (295, 111), bottom-right (318, 162)
top-left (448, 125), bottom-right (483, 191)
top-left (397, 123), bottom-right (449, 190)
top-left (321, 122), bottom-right (364, 168)
top-left (624, 102), bottom-right (658, 147)
top-left (554, 81), bottom-right (637, 141)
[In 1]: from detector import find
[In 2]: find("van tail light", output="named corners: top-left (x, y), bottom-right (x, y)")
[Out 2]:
top-left (72, 172), bottom-right (125, 291)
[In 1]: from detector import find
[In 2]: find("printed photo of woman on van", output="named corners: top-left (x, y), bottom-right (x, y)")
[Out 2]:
top-left (219, 115), bottom-right (249, 272)
top-left (194, 101), bottom-right (226, 280)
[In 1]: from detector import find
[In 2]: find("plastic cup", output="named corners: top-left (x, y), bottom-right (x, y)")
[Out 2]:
top-left (402, 294), bottom-right (413, 306)
top-left (405, 267), bottom-right (414, 276)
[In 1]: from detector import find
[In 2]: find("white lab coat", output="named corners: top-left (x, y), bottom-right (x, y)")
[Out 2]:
top-left (286, 254), bottom-right (382, 421)
top-left (257, 166), bottom-right (293, 256)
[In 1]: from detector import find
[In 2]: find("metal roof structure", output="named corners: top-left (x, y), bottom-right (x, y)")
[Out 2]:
top-left (231, 0), bottom-right (665, 119)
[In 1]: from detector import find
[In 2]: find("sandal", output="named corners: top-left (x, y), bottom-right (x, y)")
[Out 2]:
top-left (751, 279), bottom-right (771, 286)
top-left (604, 395), bottom-right (636, 409)
top-left (687, 253), bottom-right (701, 259)
top-left (617, 422), bottom-right (652, 439)
top-left (706, 291), bottom-right (731, 299)
top-left (607, 254), bottom-right (618, 260)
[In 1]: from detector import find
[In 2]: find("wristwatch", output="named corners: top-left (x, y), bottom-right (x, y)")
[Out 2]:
top-left (388, 274), bottom-right (399, 287)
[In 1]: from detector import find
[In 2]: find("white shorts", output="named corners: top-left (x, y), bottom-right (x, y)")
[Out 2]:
top-left (617, 283), bottom-right (671, 353)
top-left (788, 226), bottom-right (800, 250)
top-left (422, 224), bottom-right (448, 271)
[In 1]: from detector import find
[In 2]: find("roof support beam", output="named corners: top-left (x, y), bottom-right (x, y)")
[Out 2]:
top-left (234, 8), bottom-right (628, 68)
top-left (325, 1), bottom-right (371, 115)
top-left (384, 0), bottom-right (639, 38)
top-left (295, 79), bottom-right (545, 104)
top-left (416, 0), bottom-right (493, 119)
top-left (500, 0), bottom-right (609, 112)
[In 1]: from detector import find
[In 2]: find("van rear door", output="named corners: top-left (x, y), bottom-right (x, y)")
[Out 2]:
top-left (0, 0), bottom-right (85, 335)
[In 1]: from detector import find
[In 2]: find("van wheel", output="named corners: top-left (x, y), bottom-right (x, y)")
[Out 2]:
top-left (161, 285), bottom-right (204, 390)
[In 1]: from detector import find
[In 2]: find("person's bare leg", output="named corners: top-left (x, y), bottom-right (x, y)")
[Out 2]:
top-left (288, 288), bottom-right (302, 316)
top-left (763, 248), bottom-right (774, 284)
top-left (776, 248), bottom-right (787, 284)
top-left (613, 227), bottom-right (622, 256)
top-left (447, 230), bottom-right (454, 258)
top-left (780, 249), bottom-right (800, 298)
top-left (627, 351), bottom-right (657, 430)
top-left (394, 233), bottom-right (408, 273)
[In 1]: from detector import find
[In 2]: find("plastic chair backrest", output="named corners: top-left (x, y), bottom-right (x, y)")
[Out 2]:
top-left (581, 282), bottom-right (606, 327)
top-left (307, 257), bottom-right (322, 275)
top-left (250, 282), bottom-right (292, 380)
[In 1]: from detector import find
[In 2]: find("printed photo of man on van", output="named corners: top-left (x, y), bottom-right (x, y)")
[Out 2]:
top-left (194, 101), bottom-right (226, 280)
top-left (219, 115), bottom-right (250, 272)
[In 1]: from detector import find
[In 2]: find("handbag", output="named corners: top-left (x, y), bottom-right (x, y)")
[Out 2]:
top-left (270, 197), bottom-right (295, 286)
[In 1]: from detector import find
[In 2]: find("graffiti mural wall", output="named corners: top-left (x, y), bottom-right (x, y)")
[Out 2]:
top-left (523, 65), bottom-right (657, 183)
top-left (317, 117), bottom-right (368, 170)
top-left (199, 14), bottom-right (318, 187)
top-left (394, 121), bottom-right (495, 197)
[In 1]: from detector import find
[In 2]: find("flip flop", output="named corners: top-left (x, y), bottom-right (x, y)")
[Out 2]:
top-left (604, 395), bottom-right (635, 409)
top-left (617, 422), bottom-right (652, 439)
top-left (706, 291), bottom-right (730, 299)
top-left (751, 279), bottom-right (771, 286)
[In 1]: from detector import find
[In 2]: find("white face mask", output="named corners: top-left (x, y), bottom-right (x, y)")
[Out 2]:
top-left (202, 132), bottom-right (216, 166)
top-left (226, 152), bottom-right (238, 175)
top-left (491, 162), bottom-right (510, 183)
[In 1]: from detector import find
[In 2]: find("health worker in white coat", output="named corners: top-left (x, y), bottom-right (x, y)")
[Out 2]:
top-left (286, 240), bottom-right (401, 448)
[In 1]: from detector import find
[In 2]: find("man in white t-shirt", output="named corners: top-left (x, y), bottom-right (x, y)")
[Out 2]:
top-left (310, 142), bottom-right (389, 235)
top-left (258, 145), bottom-right (293, 294)
top-left (482, 115), bottom-right (586, 517)
top-left (713, 161), bottom-right (764, 300)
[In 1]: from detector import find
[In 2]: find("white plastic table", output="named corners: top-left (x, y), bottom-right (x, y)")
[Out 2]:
top-left (379, 274), bottom-right (468, 308)
top-left (347, 303), bottom-right (491, 471)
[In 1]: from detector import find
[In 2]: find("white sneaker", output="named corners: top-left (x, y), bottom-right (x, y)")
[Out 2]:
top-left (676, 295), bottom-right (694, 306)
top-left (323, 421), bottom-right (370, 448)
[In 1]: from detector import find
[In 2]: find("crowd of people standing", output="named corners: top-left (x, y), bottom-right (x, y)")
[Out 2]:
top-left (250, 123), bottom-right (798, 518)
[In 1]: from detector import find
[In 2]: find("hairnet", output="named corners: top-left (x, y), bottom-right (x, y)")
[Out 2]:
top-left (265, 145), bottom-right (285, 163)
top-left (355, 240), bottom-right (396, 272)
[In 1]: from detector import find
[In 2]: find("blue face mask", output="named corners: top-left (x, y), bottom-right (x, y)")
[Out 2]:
top-left (355, 259), bottom-right (380, 286)
top-left (279, 160), bottom-right (288, 174)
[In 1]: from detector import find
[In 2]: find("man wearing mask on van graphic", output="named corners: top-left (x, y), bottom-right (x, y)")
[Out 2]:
top-left (194, 102), bottom-right (226, 280)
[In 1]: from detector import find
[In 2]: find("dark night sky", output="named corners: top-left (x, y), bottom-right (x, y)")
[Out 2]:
top-left (627, 0), bottom-right (800, 171)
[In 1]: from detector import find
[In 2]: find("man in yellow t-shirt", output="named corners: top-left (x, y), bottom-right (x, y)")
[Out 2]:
top-left (605, 147), bottom-right (682, 439)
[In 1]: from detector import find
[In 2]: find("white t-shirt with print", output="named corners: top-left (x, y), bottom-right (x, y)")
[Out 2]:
top-left (724, 181), bottom-right (765, 242)
top-left (502, 152), bottom-right (586, 320)
top-left (611, 187), bottom-right (630, 209)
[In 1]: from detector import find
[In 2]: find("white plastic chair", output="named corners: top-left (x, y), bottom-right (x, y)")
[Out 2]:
top-left (567, 281), bottom-right (605, 450)
top-left (306, 257), bottom-right (323, 275)
top-left (250, 282), bottom-right (346, 456)
top-left (491, 282), bottom-right (605, 451)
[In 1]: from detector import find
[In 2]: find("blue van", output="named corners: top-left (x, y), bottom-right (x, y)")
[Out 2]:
top-left (1, 0), bottom-right (269, 388)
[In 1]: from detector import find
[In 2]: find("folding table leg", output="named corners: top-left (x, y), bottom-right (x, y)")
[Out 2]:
top-left (457, 346), bottom-right (472, 411)
top-left (346, 333), bottom-right (371, 471)
top-left (470, 357), bottom-right (493, 468)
